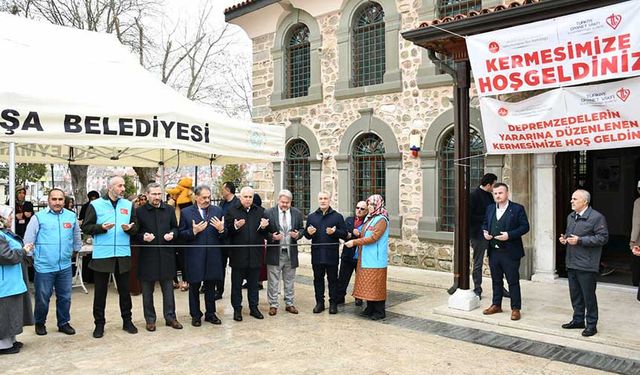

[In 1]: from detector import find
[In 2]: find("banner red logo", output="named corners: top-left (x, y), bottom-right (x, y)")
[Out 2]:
top-left (606, 13), bottom-right (622, 29)
top-left (617, 87), bottom-right (630, 102)
top-left (120, 208), bottom-right (129, 215)
top-left (63, 222), bottom-right (72, 229)
top-left (488, 41), bottom-right (500, 53)
top-left (498, 107), bottom-right (509, 116)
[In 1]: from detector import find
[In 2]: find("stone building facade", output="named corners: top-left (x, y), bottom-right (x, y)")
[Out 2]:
top-left (226, 0), bottom-right (520, 275)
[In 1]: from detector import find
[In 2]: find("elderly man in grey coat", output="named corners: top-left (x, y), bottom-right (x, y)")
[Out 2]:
top-left (559, 189), bottom-right (608, 337)
top-left (264, 190), bottom-right (304, 316)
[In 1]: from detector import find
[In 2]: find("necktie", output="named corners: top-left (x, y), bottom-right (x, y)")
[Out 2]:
top-left (201, 208), bottom-right (207, 220)
top-left (282, 211), bottom-right (289, 234)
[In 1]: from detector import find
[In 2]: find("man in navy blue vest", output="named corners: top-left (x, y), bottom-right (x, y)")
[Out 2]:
top-left (82, 176), bottom-right (138, 338)
top-left (24, 188), bottom-right (82, 336)
top-left (482, 183), bottom-right (529, 321)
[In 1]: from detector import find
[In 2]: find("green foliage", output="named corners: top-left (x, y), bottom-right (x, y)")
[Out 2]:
top-left (0, 163), bottom-right (48, 186)
top-left (123, 175), bottom-right (138, 198)
top-left (215, 164), bottom-right (247, 196)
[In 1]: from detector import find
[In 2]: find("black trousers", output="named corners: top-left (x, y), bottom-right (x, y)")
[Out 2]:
top-left (337, 258), bottom-right (357, 301)
top-left (470, 237), bottom-right (489, 294)
top-left (567, 268), bottom-right (598, 328)
top-left (631, 254), bottom-right (640, 287)
top-left (312, 264), bottom-right (339, 304)
top-left (189, 280), bottom-right (216, 319)
top-left (141, 280), bottom-right (176, 323)
top-left (231, 267), bottom-right (259, 310)
top-left (488, 250), bottom-right (521, 310)
top-left (214, 248), bottom-right (229, 296)
top-left (93, 264), bottom-right (132, 325)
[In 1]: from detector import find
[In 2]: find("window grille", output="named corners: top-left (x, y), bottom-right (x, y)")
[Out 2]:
top-left (352, 2), bottom-right (385, 87)
top-left (439, 128), bottom-right (485, 232)
top-left (286, 139), bottom-right (311, 216)
top-left (352, 133), bottom-right (386, 204)
top-left (437, 0), bottom-right (481, 17)
top-left (285, 24), bottom-right (311, 99)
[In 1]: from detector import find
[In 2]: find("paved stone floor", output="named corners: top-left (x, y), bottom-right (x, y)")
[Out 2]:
top-left (3, 271), bottom-right (612, 375)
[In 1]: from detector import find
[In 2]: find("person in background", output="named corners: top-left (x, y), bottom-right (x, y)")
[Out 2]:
top-left (214, 181), bottom-right (239, 300)
top-left (12, 187), bottom-right (34, 239)
top-left (167, 178), bottom-right (194, 292)
top-left (0, 205), bottom-right (34, 355)
top-left (630, 180), bottom-right (640, 300)
top-left (78, 190), bottom-right (100, 225)
top-left (336, 201), bottom-right (367, 306)
top-left (345, 194), bottom-right (390, 320)
top-left (64, 196), bottom-right (76, 212)
top-left (24, 189), bottom-right (81, 337)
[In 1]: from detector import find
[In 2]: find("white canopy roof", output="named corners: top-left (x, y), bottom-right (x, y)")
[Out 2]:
top-left (0, 12), bottom-right (284, 167)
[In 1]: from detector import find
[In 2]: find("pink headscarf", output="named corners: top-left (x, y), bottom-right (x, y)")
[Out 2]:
top-left (367, 194), bottom-right (388, 219)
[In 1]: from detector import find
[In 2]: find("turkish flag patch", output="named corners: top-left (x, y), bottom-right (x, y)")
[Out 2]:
top-left (63, 222), bottom-right (72, 229)
top-left (120, 208), bottom-right (129, 215)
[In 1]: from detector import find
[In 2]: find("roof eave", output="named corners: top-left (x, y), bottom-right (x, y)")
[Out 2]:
top-left (225, 0), bottom-right (281, 22)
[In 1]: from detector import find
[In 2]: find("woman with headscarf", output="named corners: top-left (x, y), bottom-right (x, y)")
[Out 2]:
top-left (0, 205), bottom-right (34, 354)
top-left (344, 194), bottom-right (390, 320)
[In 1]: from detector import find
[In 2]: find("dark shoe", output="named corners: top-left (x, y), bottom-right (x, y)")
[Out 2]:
top-left (313, 302), bottom-right (325, 314)
top-left (166, 320), bottom-right (183, 329)
top-left (285, 306), bottom-right (299, 314)
top-left (474, 291), bottom-right (482, 300)
top-left (250, 308), bottom-right (264, 319)
top-left (12, 342), bottom-right (23, 349)
top-left (582, 327), bottom-right (598, 337)
top-left (0, 346), bottom-right (20, 355)
top-left (145, 323), bottom-right (156, 332)
top-left (503, 288), bottom-right (511, 299)
top-left (482, 304), bottom-right (503, 315)
top-left (360, 304), bottom-right (374, 317)
top-left (58, 323), bottom-right (76, 335)
top-left (35, 323), bottom-right (47, 336)
top-left (93, 324), bottom-right (104, 339)
top-left (242, 282), bottom-right (248, 289)
top-left (214, 293), bottom-right (223, 301)
top-left (269, 307), bottom-right (277, 316)
top-left (204, 314), bottom-right (221, 325)
top-left (561, 321), bottom-right (585, 329)
top-left (511, 309), bottom-right (521, 321)
top-left (258, 283), bottom-right (264, 290)
top-left (329, 303), bottom-right (338, 314)
top-left (191, 317), bottom-right (202, 327)
top-left (123, 320), bottom-right (138, 334)
top-left (370, 312), bottom-right (386, 321)
top-left (233, 310), bottom-right (243, 322)
top-left (355, 299), bottom-right (363, 307)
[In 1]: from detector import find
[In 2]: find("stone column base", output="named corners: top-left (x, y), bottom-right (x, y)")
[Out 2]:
top-left (448, 289), bottom-right (480, 311)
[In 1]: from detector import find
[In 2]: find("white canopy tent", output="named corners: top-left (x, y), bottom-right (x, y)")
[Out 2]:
top-left (0, 12), bottom-right (285, 210)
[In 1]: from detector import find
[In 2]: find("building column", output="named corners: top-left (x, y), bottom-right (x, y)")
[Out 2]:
top-left (531, 153), bottom-right (559, 282)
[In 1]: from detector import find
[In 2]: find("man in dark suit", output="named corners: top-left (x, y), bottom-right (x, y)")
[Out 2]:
top-left (470, 173), bottom-right (498, 300)
top-left (336, 200), bottom-right (367, 306)
top-left (224, 186), bottom-right (270, 321)
top-left (178, 185), bottom-right (226, 327)
top-left (482, 183), bottom-right (529, 321)
top-left (134, 183), bottom-right (182, 331)
top-left (214, 181), bottom-right (240, 300)
top-left (264, 189), bottom-right (304, 316)
top-left (559, 189), bottom-right (608, 337)
top-left (304, 191), bottom-right (347, 314)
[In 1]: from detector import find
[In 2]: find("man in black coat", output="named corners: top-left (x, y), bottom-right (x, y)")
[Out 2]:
top-left (304, 191), bottom-right (347, 314)
top-left (224, 186), bottom-right (270, 321)
top-left (214, 181), bottom-right (240, 300)
top-left (469, 173), bottom-right (498, 299)
top-left (178, 185), bottom-right (226, 327)
top-left (336, 200), bottom-right (367, 306)
top-left (134, 183), bottom-right (182, 332)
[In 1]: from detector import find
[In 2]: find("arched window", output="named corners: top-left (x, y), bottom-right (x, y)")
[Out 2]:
top-left (286, 139), bottom-right (311, 216)
top-left (439, 128), bottom-right (485, 232)
top-left (352, 133), bottom-right (386, 203)
top-left (285, 24), bottom-right (311, 99)
top-left (352, 2), bottom-right (385, 88)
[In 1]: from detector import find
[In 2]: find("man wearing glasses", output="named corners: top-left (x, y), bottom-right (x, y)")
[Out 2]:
top-left (336, 201), bottom-right (367, 306)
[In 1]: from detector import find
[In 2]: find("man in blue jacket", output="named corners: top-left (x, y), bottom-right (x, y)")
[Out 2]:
top-left (304, 191), bottom-right (347, 314)
top-left (482, 183), bottom-right (529, 321)
top-left (81, 176), bottom-right (138, 338)
top-left (24, 188), bottom-right (82, 336)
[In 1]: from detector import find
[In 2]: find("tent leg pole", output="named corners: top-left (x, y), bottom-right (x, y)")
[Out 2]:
top-left (280, 161), bottom-right (285, 193)
top-left (9, 143), bottom-right (16, 231)
top-left (160, 165), bottom-right (165, 192)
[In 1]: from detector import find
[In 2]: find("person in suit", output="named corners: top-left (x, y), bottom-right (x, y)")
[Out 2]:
top-left (81, 176), bottom-right (138, 339)
top-left (336, 200), bottom-right (367, 306)
top-left (214, 181), bottom-right (240, 300)
top-left (134, 183), bottom-right (182, 332)
top-left (482, 183), bottom-right (530, 321)
top-left (304, 191), bottom-right (347, 315)
top-left (224, 186), bottom-right (270, 322)
top-left (559, 189), bottom-right (608, 337)
top-left (264, 190), bottom-right (304, 316)
top-left (178, 185), bottom-right (226, 327)
top-left (630, 180), bottom-right (640, 300)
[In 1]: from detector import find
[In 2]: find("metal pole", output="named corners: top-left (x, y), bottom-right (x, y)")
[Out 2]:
top-left (454, 60), bottom-right (472, 291)
top-left (50, 164), bottom-right (55, 189)
top-left (194, 166), bottom-right (198, 187)
top-left (8, 143), bottom-right (16, 231)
